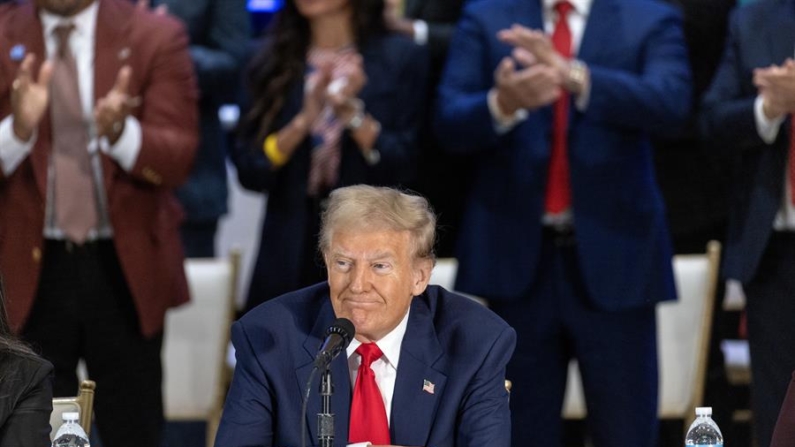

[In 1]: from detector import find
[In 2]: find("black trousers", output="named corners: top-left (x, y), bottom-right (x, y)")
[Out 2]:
top-left (23, 240), bottom-right (164, 447)
top-left (745, 231), bottom-right (795, 447)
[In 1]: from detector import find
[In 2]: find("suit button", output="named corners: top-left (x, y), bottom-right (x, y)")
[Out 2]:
top-left (32, 247), bottom-right (41, 263)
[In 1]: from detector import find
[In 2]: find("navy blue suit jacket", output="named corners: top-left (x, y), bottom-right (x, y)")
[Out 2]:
top-left (435, 0), bottom-right (691, 309)
top-left (231, 34), bottom-right (428, 308)
top-left (701, 0), bottom-right (795, 283)
top-left (215, 283), bottom-right (516, 447)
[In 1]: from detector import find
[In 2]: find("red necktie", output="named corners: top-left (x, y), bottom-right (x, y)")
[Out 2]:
top-left (545, 1), bottom-right (574, 214)
top-left (349, 343), bottom-right (391, 445)
top-left (51, 24), bottom-right (97, 243)
top-left (789, 115), bottom-right (795, 205)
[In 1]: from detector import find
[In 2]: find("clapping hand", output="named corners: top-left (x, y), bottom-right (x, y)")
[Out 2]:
top-left (10, 53), bottom-right (53, 142)
top-left (754, 59), bottom-right (795, 119)
top-left (301, 62), bottom-right (333, 125)
top-left (326, 54), bottom-right (368, 124)
top-left (498, 24), bottom-right (568, 75)
top-left (94, 65), bottom-right (140, 144)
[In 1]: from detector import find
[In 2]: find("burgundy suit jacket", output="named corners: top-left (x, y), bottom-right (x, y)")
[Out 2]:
top-left (0, 0), bottom-right (198, 337)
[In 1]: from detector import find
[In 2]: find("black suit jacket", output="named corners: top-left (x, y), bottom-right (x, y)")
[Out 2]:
top-left (0, 352), bottom-right (53, 447)
top-left (701, 0), bottom-right (795, 282)
top-left (154, 0), bottom-right (250, 223)
top-left (404, 0), bottom-right (465, 77)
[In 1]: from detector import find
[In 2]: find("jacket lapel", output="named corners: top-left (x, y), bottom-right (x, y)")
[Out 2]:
top-left (296, 302), bottom-right (352, 446)
top-left (766, 0), bottom-right (795, 64)
top-left (389, 298), bottom-right (447, 447)
top-left (577, 0), bottom-right (620, 65)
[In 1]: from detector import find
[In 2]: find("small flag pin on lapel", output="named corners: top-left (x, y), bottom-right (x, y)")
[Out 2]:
top-left (10, 44), bottom-right (25, 62)
top-left (422, 379), bottom-right (435, 394)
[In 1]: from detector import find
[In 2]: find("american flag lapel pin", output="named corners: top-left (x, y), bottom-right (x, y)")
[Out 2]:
top-left (422, 379), bottom-right (435, 395)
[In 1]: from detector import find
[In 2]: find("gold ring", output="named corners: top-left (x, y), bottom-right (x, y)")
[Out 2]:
top-left (11, 79), bottom-right (20, 90)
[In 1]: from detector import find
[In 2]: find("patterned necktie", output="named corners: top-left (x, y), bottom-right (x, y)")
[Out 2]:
top-left (349, 343), bottom-right (391, 445)
top-left (789, 115), bottom-right (795, 205)
top-left (51, 24), bottom-right (97, 243)
top-left (545, 1), bottom-right (574, 214)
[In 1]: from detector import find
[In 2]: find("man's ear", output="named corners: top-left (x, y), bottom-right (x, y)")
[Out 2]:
top-left (411, 258), bottom-right (434, 296)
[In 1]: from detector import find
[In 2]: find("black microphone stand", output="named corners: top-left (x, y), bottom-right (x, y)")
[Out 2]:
top-left (317, 366), bottom-right (335, 447)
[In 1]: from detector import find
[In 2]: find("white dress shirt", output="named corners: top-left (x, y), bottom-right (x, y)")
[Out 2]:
top-left (0, 1), bottom-right (142, 177)
top-left (753, 89), bottom-right (795, 230)
top-left (346, 309), bottom-right (410, 447)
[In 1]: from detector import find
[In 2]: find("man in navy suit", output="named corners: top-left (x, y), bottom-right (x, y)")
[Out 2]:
top-left (702, 1), bottom-right (795, 446)
top-left (215, 185), bottom-right (516, 447)
top-left (435, 0), bottom-right (691, 445)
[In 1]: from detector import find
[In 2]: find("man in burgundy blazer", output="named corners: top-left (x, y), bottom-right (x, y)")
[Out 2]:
top-left (0, 0), bottom-right (197, 445)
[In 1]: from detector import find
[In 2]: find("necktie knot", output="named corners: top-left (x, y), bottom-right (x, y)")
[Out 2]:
top-left (356, 343), bottom-right (383, 369)
top-left (555, 1), bottom-right (574, 18)
top-left (53, 24), bottom-right (75, 58)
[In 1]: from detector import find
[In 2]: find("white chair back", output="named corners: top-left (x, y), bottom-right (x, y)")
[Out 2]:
top-left (162, 251), bottom-right (239, 428)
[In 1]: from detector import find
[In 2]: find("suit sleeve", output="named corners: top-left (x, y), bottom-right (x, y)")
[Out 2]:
top-left (215, 322), bottom-right (275, 447)
top-left (190, 0), bottom-right (250, 105)
top-left (583, 8), bottom-right (691, 136)
top-left (434, 6), bottom-right (502, 154)
top-left (129, 19), bottom-right (199, 189)
top-left (700, 8), bottom-right (765, 148)
top-left (365, 41), bottom-right (429, 185)
top-left (457, 326), bottom-right (516, 447)
top-left (0, 360), bottom-right (53, 447)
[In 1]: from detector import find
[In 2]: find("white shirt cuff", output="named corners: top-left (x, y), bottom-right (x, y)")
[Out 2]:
top-left (754, 95), bottom-right (785, 144)
top-left (487, 88), bottom-right (528, 134)
top-left (0, 116), bottom-right (36, 176)
top-left (101, 115), bottom-right (141, 172)
top-left (347, 443), bottom-right (371, 447)
top-left (412, 20), bottom-right (429, 46)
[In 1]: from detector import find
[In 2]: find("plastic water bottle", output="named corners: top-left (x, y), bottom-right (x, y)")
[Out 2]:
top-left (685, 407), bottom-right (723, 447)
top-left (52, 412), bottom-right (90, 447)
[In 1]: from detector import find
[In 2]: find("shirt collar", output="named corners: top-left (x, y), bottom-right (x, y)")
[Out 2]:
top-left (347, 307), bottom-right (410, 370)
top-left (543, 0), bottom-right (592, 17)
top-left (40, 1), bottom-right (99, 44)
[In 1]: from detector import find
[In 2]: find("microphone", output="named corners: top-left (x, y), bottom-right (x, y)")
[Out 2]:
top-left (314, 318), bottom-right (355, 369)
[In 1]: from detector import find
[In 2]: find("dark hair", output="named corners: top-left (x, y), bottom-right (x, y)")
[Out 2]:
top-left (239, 0), bottom-right (386, 144)
top-left (0, 274), bottom-right (35, 358)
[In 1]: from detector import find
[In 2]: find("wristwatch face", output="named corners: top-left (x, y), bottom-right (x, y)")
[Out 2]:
top-left (566, 60), bottom-right (587, 92)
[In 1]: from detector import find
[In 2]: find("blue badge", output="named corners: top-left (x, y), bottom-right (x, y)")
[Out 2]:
top-left (9, 44), bottom-right (25, 62)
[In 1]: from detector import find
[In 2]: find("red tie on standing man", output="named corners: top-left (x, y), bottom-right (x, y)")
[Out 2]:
top-left (545, 1), bottom-right (574, 214)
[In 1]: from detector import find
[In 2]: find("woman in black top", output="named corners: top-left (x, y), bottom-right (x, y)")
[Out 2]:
top-left (0, 274), bottom-right (53, 446)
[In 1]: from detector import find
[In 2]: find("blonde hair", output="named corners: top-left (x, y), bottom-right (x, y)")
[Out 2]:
top-left (319, 185), bottom-right (436, 262)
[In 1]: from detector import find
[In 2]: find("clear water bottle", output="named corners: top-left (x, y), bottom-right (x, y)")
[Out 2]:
top-left (52, 412), bottom-right (90, 447)
top-left (685, 407), bottom-right (724, 447)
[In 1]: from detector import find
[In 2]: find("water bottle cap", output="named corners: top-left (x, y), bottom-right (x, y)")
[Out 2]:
top-left (61, 411), bottom-right (79, 422)
top-left (695, 407), bottom-right (713, 416)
